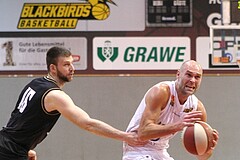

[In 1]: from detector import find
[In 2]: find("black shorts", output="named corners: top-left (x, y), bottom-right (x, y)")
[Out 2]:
top-left (0, 131), bottom-right (28, 160)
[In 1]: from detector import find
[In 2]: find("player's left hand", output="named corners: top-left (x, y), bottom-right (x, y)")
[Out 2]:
top-left (125, 131), bottom-right (148, 147)
top-left (210, 129), bottom-right (219, 149)
top-left (197, 129), bottom-right (219, 160)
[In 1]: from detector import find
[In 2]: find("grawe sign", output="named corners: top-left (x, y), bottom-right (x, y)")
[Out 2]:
top-left (93, 37), bottom-right (191, 70)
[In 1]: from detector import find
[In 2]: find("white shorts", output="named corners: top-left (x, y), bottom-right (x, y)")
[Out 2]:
top-left (122, 150), bottom-right (174, 160)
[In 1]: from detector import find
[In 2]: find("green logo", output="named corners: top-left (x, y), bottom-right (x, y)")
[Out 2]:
top-left (97, 40), bottom-right (118, 62)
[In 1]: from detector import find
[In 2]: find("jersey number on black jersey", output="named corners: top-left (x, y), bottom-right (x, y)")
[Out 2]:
top-left (17, 87), bottom-right (36, 113)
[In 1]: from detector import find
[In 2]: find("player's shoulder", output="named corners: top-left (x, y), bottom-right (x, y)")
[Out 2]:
top-left (46, 89), bottom-right (69, 100)
top-left (197, 99), bottom-right (204, 108)
top-left (147, 81), bottom-right (171, 98)
top-left (153, 81), bottom-right (171, 92)
top-left (45, 89), bottom-right (73, 110)
top-left (145, 81), bottom-right (171, 109)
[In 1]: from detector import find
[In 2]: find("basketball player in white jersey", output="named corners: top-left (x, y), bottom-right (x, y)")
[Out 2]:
top-left (123, 60), bottom-right (219, 160)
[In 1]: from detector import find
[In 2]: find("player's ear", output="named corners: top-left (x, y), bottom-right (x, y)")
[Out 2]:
top-left (49, 64), bottom-right (57, 73)
top-left (176, 70), bottom-right (180, 79)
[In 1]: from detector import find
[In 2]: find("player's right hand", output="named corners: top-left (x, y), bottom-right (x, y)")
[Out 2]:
top-left (179, 111), bottom-right (203, 130)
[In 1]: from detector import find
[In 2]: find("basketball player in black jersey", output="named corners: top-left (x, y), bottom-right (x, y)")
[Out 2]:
top-left (0, 46), bottom-right (145, 160)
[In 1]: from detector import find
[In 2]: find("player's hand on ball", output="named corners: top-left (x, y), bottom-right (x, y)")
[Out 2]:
top-left (210, 129), bottom-right (219, 150)
top-left (176, 111), bottom-right (202, 131)
top-left (28, 150), bottom-right (37, 160)
top-left (196, 128), bottom-right (219, 160)
top-left (182, 111), bottom-right (203, 125)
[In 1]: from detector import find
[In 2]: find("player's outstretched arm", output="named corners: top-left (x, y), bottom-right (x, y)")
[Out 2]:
top-left (44, 90), bottom-right (145, 146)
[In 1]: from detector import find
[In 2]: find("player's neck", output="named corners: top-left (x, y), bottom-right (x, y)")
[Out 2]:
top-left (47, 73), bottom-right (65, 88)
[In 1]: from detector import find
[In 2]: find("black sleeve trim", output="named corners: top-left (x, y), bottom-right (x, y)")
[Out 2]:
top-left (41, 88), bottom-right (61, 115)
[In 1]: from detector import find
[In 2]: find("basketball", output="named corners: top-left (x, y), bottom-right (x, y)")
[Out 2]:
top-left (181, 121), bottom-right (214, 155)
top-left (92, 3), bottom-right (110, 20)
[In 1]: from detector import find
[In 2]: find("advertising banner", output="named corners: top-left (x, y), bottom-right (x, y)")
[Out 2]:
top-left (0, 37), bottom-right (87, 71)
top-left (93, 37), bottom-right (191, 70)
top-left (0, 0), bottom-right (145, 32)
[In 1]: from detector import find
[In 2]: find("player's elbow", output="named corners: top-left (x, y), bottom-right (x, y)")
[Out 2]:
top-left (137, 128), bottom-right (149, 141)
top-left (138, 134), bottom-right (148, 142)
top-left (76, 117), bottom-right (96, 132)
top-left (80, 120), bottom-right (96, 131)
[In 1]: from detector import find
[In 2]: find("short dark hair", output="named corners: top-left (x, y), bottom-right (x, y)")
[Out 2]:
top-left (46, 46), bottom-right (72, 71)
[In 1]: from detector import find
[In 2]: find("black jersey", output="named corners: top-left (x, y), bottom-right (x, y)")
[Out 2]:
top-left (0, 76), bottom-right (61, 156)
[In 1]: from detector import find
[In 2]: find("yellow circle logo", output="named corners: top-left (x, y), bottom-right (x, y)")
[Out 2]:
top-left (92, 3), bottom-right (110, 20)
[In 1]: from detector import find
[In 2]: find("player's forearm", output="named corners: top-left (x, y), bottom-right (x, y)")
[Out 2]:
top-left (138, 123), bottom-right (178, 141)
top-left (82, 118), bottom-right (127, 141)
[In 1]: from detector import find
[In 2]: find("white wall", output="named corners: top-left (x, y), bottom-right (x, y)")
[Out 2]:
top-left (0, 75), bottom-right (239, 160)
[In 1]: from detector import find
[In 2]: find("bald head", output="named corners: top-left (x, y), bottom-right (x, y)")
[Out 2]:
top-left (179, 60), bottom-right (203, 75)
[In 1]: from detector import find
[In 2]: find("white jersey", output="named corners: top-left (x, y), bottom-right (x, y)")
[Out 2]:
top-left (123, 81), bottom-right (198, 160)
